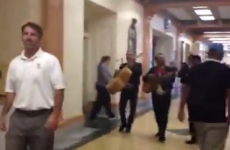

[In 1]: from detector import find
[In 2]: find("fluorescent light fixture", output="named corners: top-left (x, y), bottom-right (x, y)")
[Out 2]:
top-left (212, 41), bottom-right (230, 44)
top-left (204, 31), bottom-right (230, 34)
top-left (226, 53), bottom-right (230, 56)
top-left (193, 6), bottom-right (208, 9)
top-left (209, 38), bottom-right (230, 41)
top-left (194, 9), bottom-right (212, 15)
top-left (199, 15), bottom-right (215, 21)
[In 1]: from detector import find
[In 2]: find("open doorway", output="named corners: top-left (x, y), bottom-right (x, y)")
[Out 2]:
top-left (83, 1), bottom-right (116, 116)
top-left (151, 29), bottom-right (174, 66)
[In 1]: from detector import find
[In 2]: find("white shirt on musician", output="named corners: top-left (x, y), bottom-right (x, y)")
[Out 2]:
top-left (5, 48), bottom-right (65, 111)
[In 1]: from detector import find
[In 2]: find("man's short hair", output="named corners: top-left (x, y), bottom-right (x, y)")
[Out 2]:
top-left (192, 55), bottom-right (201, 62)
top-left (21, 22), bottom-right (43, 39)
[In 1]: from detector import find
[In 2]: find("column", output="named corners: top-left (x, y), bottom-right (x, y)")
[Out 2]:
top-left (140, 13), bottom-right (151, 99)
top-left (63, 0), bottom-right (84, 118)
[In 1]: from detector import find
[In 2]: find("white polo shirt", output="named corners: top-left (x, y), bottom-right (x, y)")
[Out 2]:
top-left (5, 49), bottom-right (65, 110)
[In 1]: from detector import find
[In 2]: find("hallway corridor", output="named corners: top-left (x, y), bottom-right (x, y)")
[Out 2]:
top-left (77, 100), bottom-right (230, 150)
top-left (0, 99), bottom-right (230, 150)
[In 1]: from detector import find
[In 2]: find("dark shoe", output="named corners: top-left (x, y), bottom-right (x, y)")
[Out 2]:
top-left (88, 116), bottom-right (96, 121)
top-left (158, 136), bottom-right (166, 143)
top-left (185, 138), bottom-right (197, 145)
top-left (109, 116), bottom-right (116, 120)
top-left (119, 124), bottom-right (126, 132)
top-left (125, 124), bottom-right (132, 133)
top-left (155, 132), bottom-right (160, 137)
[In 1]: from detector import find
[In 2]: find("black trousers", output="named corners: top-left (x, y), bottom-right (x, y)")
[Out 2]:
top-left (152, 92), bottom-right (171, 137)
top-left (90, 85), bottom-right (114, 119)
top-left (189, 121), bottom-right (196, 139)
top-left (119, 89), bottom-right (138, 126)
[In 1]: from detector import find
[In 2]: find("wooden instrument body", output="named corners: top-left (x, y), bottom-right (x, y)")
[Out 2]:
top-left (142, 78), bottom-right (159, 93)
top-left (107, 67), bottom-right (132, 94)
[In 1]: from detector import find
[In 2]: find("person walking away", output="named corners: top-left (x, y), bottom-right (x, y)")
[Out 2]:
top-left (89, 56), bottom-right (115, 120)
top-left (118, 51), bottom-right (142, 133)
top-left (143, 53), bottom-right (176, 143)
top-left (178, 43), bottom-right (230, 150)
top-left (180, 55), bottom-right (201, 144)
top-left (0, 22), bottom-right (65, 150)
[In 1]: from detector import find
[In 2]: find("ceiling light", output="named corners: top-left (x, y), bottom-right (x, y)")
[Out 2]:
top-left (199, 15), bottom-right (215, 21)
top-left (194, 9), bottom-right (212, 15)
top-left (209, 38), bottom-right (230, 41)
top-left (204, 31), bottom-right (230, 34)
top-left (193, 6), bottom-right (208, 9)
top-left (212, 41), bottom-right (230, 44)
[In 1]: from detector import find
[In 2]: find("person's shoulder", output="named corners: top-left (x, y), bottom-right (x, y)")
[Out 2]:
top-left (165, 66), bottom-right (177, 71)
top-left (9, 55), bottom-right (21, 68)
top-left (41, 51), bottom-right (60, 64)
top-left (135, 62), bottom-right (142, 67)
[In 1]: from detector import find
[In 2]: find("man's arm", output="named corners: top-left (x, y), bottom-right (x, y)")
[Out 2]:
top-left (49, 57), bottom-right (65, 120)
top-left (135, 63), bottom-right (142, 77)
top-left (142, 67), bottom-right (154, 82)
top-left (178, 68), bottom-right (193, 114)
top-left (225, 67), bottom-right (230, 122)
top-left (1, 62), bottom-right (15, 119)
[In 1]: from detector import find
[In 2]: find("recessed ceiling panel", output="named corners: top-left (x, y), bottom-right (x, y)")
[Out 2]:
top-left (166, 8), bottom-right (194, 20)
top-left (218, 6), bottom-right (230, 19)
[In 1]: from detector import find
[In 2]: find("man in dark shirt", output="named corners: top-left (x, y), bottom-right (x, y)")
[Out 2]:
top-left (118, 52), bottom-right (142, 133)
top-left (143, 53), bottom-right (176, 142)
top-left (178, 43), bottom-right (230, 150)
top-left (180, 55), bottom-right (201, 144)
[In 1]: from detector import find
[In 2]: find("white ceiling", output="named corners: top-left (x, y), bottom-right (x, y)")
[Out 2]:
top-left (218, 6), bottom-right (230, 19)
top-left (166, 8), bottom-right (194, 20)
top-left (84, 0), bottom-right (114, 21)
top-left (167, 6), bottom-right (230, 21)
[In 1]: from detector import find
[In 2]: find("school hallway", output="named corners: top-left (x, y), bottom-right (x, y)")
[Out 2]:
top-left (76, 99), bottom-right (230, 150)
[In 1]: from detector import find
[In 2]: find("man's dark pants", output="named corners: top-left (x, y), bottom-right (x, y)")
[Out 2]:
top-left (5, 109), bottom-right (54, 150)
top-left (119, 88), bottom-right (138, 126)
top-left (152, 92), bottom-right (171, 137)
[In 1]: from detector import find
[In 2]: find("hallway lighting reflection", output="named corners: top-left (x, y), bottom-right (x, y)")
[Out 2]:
top-left (194, 9), bottom-right (212, 15)
top-left (199, 15), bottom-right (215, 21)
top-left (193, 6), bottom-right (208, 9)
top-left (212, 41), bottom-right (230, 44)
top-left (204, 31), bottom-right (230, 34)
top-left (209, 38), bottom-right (230, 41)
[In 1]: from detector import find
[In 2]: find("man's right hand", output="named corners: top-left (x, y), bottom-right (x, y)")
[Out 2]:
top-left (177, 109), bottom-right (185, 122)
top-left (0, 117), bottom-right (7, 131)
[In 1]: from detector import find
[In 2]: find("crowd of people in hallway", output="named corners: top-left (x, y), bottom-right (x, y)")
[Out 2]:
top-left (0, 21), bottom-right (229, 150)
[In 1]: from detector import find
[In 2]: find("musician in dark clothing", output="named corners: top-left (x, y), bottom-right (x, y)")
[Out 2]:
top-left (180, 55), bottom-right (201, 144)
top-left (118, 52), bottom-right (142, 133)
top-left (143, 53), bottom-right (176, 142)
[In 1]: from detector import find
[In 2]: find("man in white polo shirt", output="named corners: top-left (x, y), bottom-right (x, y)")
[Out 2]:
top-left (0, 22), bottom-right (65, 150)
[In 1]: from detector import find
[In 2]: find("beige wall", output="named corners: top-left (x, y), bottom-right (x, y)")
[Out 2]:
top-left (62, 0), bottom-right (85, 118)
top-left (0, 0), bottom-right (42, 65)
top-left (0, 0), bottom-right (144, 119)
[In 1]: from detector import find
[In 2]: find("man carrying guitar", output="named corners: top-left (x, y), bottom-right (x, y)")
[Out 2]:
top-left (143, 53), bottom-right (176, 142)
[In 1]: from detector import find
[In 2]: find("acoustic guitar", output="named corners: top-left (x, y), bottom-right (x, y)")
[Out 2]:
top-left (107, 66), bottom-right (132, 94)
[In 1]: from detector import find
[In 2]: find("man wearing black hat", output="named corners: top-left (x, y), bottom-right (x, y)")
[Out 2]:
top-left (118, 52), bottom-right (142, 133)
top-left (178, 43), bottom-right (230, 150)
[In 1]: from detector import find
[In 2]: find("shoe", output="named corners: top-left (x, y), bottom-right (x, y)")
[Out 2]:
top-left (125, 124), bottom-right (132, 133)
top-left (109, 116), bottom-right (116, 120)
top-left (185, 138), bottom-right (197, 145)
top-left (119, 124), bottom-right (126, 132)
top-left (155, 132), bottom-right (160, 137)
top-left (158, 136), bottom-right (166, 143)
